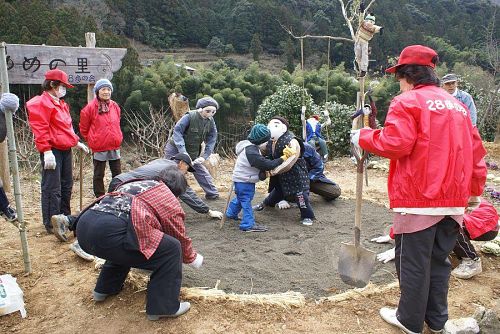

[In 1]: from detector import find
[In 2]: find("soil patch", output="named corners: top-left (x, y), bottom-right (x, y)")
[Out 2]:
top-left (183, 194), bottom-right (394, 298)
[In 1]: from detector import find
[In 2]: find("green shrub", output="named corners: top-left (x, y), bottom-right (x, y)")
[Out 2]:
top-left (255, 83), bottom-right (314, 136)
top-left (321, 101), bottom-right (355, 156)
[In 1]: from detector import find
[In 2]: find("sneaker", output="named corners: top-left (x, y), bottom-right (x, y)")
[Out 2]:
top-left (451, 258), bottom-right (482, 279)
top-left (252, 202), bottom-right (265, 211)
top-left (240, 224), bottom-right (268, 232)
top-left (93, 290), bottom-right (109, 302)
top-left (51, 214), bottom-right (70, 242)
top-left (301, 218), bottom-right (314, 226)
top-left (1, 206), bottom-right (17, 222)
top-left (205, 194), bottom-right (219, 200)
top-left (70, 241), bottom-right (95, 261)
top-left (380, 307), bottom-right (420, 334)
top-left (147, 302), bottom-right (191, 320)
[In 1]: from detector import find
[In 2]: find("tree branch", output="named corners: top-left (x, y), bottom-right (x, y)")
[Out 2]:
top-left (279, 21), bottom-right (353, 43)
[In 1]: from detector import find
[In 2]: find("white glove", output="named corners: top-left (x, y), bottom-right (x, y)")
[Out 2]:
top-left (276, 200), bottom-right (291, 210)
top-left (0, 93), bottom-right (20, 113)
top-left (44, 150), bottom-right (57, 170)
top-left (376, 248), bottom-right (395, 263)
top-left (189, 253), bottom-right (203, 269)
top-left (371, 235), bottom-right (392, 243)
top-left (208, 209), bottom-right (223, 220)
top-left (193, 157), bottom-right (205, 165)
top-left (363, 105), bottom-right (372, 116)
top-left (76, 142), bottom-right (90, 154)
top-left (350, 129), bottom-right (361, 147)
top-left (322, 109), bottom-right (329, 117)
top-left (301, 106), bottom-right (306, 121)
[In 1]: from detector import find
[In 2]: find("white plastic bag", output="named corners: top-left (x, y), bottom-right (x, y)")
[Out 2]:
top-left (0, 274), bottom-right (27, 318)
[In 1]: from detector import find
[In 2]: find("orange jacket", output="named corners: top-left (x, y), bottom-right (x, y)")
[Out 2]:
top-left (26, 92), bottom-right (79, 152)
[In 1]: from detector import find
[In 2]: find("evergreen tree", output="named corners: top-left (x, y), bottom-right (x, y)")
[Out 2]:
top-left (207, 37), bottom-right (226, 57)
top-left (249, 33), bottom-right (263, 61)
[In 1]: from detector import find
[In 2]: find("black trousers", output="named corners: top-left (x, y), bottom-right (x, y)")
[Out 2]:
top-left (263, 184), bottom-right (315, 219)
top-left (93, 159), bottom-right (121, 198)
top-left (76, 210), bottom-right (182, 315)
top-left (453, 227), bottom-right (498, 260)
top-left (395, 217), bottom-right (459, 333)
top-left (40, 148), bottom-right (73, 229)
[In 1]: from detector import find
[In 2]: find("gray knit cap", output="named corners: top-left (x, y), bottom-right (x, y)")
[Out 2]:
top-left (196, 96), bottom-right (219, 110)
top-left (0, 93), bottom-right (20, 113)
top-left (94, 78), bottom-right (113, 93)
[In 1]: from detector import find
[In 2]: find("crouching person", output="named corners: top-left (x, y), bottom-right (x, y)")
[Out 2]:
top-left (226, 124), bottom-right (293, 232)
top-left (76, 168), bottom-right (202, 320)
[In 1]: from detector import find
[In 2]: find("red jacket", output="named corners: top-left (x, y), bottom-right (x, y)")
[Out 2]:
top-left (389, 199), bottom-right (499, 239)
top-left (26, 91), bottom-right (79, 152)
top-left (79, 98), bottom-right (122, 152)
top-left (360, 85), bottom-right (486, 209)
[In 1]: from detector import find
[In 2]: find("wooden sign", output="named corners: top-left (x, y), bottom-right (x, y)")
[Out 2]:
top-left (5, 43), bottom-right (127, 85)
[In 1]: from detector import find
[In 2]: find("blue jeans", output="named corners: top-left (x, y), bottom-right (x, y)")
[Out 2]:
top-left (308, 137), bottom-right (328, 159)
top-left (226, 182), bottom-right (255, 230)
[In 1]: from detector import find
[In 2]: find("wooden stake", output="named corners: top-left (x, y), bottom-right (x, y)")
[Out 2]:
top-left (0, 42), bottom-right (31, 274)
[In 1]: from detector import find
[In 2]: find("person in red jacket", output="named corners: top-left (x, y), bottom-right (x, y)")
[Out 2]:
top-left (79, 79), bottom-right (123, 197)
top-left (351, 45), bottom-right (487, 334)
top-left (26, 69), bottom-right (89, 234)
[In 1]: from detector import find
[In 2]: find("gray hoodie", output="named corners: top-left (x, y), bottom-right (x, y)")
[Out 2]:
top-left (232, 140), bottom-right (283, 183)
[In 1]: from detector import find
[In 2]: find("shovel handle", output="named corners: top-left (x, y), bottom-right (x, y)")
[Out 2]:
top-left (219, 183), bottom-right (234, 229)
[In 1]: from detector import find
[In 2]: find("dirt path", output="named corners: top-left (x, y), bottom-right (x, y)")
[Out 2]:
top-left (1, 156), bottom-right (499, 333)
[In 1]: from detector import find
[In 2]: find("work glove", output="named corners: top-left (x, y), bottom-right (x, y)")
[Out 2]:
top-left (193, 157), bottom-right (205, 165)
top-left (208, 209), bottom-right (223, 220)
top-left (0, 93), bottom-right (20, 113)
top-left (44, 150), bottom-right (57, 170)
top-left (301, 106), bottom-right (306, 122)
top-left (322, 109), bottom-right (329, 117)
top-left (76, 142), bottom-right (90, 154)
top-left (281, 145), bottom-right (297, 160)
top-left (189, 253), bottom-right (203, 269)
top-left (350, 129), bottom-right (361, 147)
top-left (376, 248), bottom-right (395, 263)
top-left (465, 196), bottom-right (481, 213)
top-left (371, 235), bottom-right (392, 243)
top-left (276, 200), bottom-right (291, 210)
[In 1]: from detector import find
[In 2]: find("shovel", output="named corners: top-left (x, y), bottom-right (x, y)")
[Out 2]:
top-left (338, 89), bottom-right (376, 288)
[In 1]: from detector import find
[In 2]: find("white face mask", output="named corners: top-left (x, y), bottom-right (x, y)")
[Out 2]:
top-left (199, 106), bottom-right (217, 119)
top-left (56, 86), bottom-right (66, 98)
top-left (267, 120), bottom-right (287, 141)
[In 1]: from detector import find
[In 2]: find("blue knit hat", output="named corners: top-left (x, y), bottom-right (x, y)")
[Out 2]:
top-left (196, 96), bottom-right (219, 110)
top-left (94, 79), bottom-right (113, 93)
top-left (248, 124), bottom-right (271, 145)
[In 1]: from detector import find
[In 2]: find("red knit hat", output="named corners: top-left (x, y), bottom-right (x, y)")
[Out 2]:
top-left (386, 45), bottom-right (438, 74)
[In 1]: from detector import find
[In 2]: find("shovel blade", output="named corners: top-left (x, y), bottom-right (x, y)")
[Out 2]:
top-left (338, 242), bottom-right (376, 288)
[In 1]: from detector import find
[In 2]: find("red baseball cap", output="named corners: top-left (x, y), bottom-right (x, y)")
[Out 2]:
top-left (44, 69), bottom-right (74, 88)
top-left (386, 45), bottom-right (438, 74)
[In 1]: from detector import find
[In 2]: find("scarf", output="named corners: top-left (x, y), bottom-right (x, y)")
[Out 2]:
top-left (98, 100), bottom-right (110, 114)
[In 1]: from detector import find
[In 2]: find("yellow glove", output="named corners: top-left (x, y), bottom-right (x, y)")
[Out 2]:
top-left (280, 145), bottom-right (297, 160)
